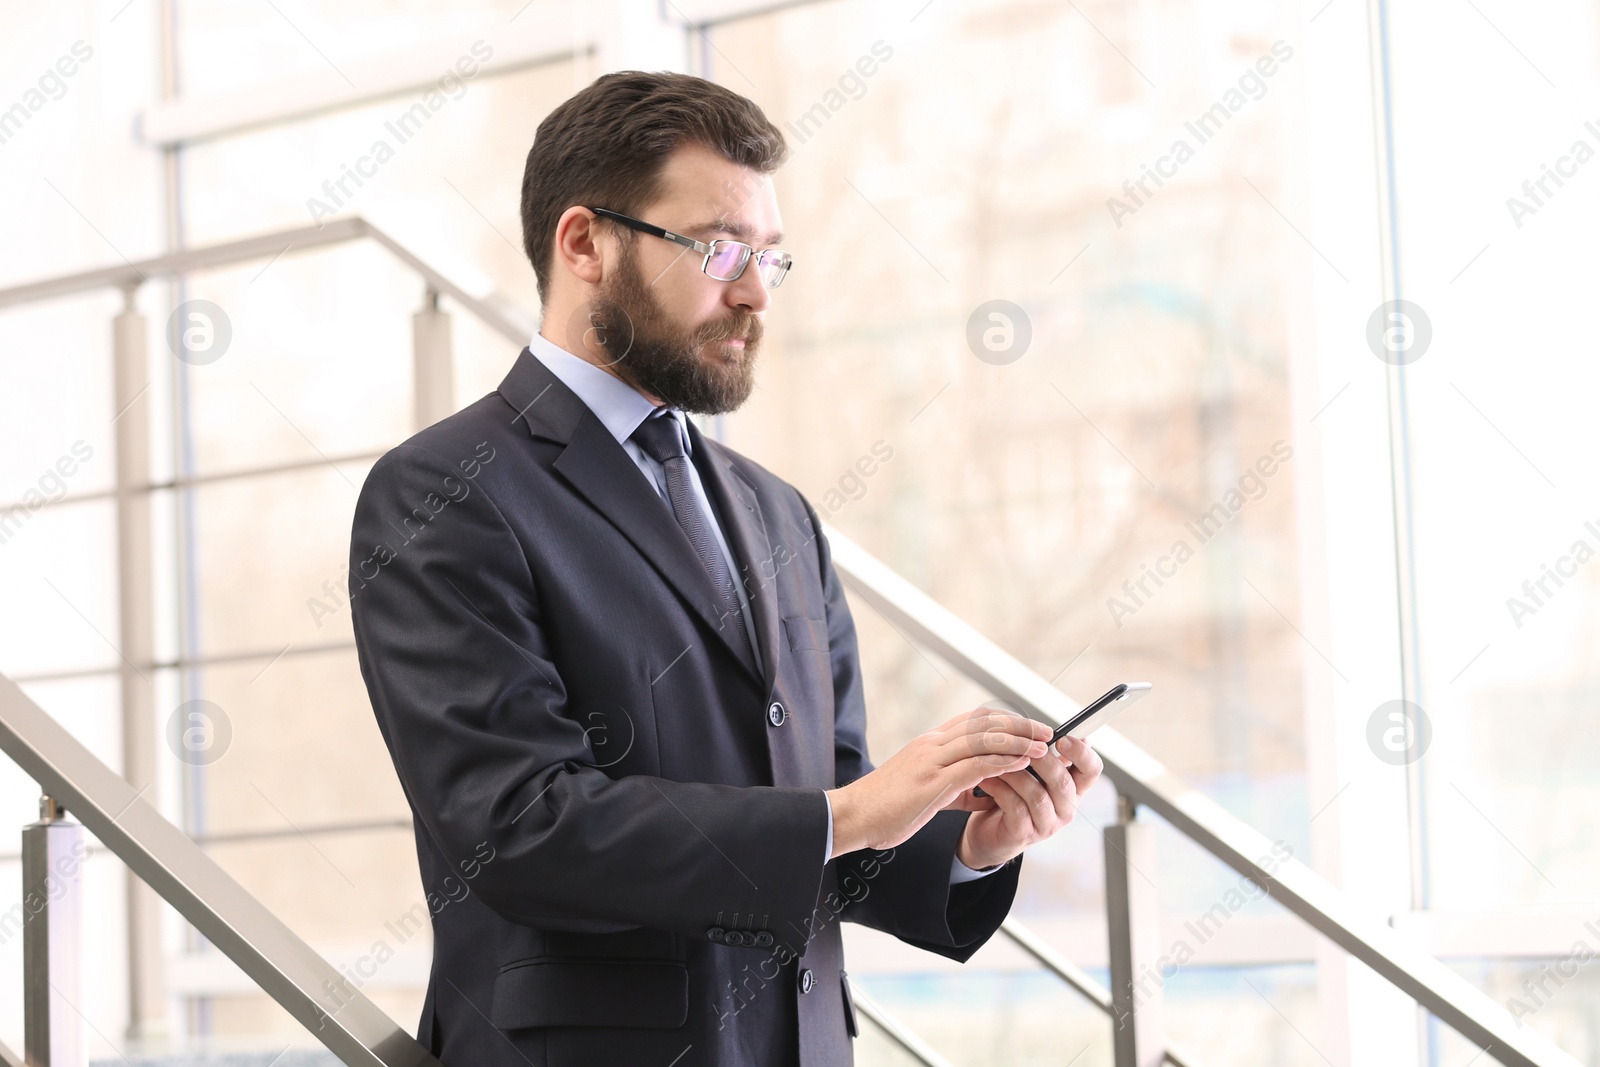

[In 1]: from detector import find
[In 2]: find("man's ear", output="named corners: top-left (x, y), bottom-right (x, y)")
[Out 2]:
top-left (552, 206), bottom-right (607, 287)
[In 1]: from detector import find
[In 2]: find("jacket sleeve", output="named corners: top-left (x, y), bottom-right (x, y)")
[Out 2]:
top-left (800, 496), bottom-right (1023, 964)
top-left (349, 442), bottom-right (830, 959)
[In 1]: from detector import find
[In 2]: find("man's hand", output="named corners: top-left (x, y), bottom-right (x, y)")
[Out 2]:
top-left (953, 733), bottom-right (1105, 870)
top-left (826, 707), bottom-right (1052, 858)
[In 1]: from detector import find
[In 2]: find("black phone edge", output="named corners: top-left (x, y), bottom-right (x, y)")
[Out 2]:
top-left (1049, 683), bottom-right (1128, 744)
top-left (973, 683), bottom-right (1133, 798)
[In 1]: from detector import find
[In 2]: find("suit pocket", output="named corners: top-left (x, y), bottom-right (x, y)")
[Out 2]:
top-left (782, 612), bottom-right (829, 652)
top-left (490, 957), bottom-right (689, 1030)
top-left (840, 969), bottom-right (859, 1039)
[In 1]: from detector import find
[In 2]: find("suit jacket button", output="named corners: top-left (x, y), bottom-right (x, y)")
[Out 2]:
top-left (798, 967), bottom-right (815, 994)
top-left (767, 701), bottom-right (786, 726)
top-left (726, 930), bottom-right (747, 947)
top-left (707, 926), bottom-right (725, 942)
top-left (754, 931), bottom-right (774, 948)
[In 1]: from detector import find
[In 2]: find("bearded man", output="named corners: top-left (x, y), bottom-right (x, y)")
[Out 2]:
top-left (348, 69), bottom-right (1101, 1067)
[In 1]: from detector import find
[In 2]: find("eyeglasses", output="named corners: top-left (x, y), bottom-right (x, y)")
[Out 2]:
top-left (589, 207), bottom-right (793, 289)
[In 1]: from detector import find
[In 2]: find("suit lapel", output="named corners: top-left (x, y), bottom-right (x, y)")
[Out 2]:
top-left (498, 348), bottom-right (764, 686)
top-left (686, 418), bottom-right (781, 697)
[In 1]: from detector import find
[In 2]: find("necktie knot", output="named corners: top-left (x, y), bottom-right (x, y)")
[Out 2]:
top-left (630, 410), bottom-right (687, 464)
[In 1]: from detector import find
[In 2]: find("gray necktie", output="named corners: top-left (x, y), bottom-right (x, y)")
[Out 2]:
top-left (630, 410), bottom-right (756, 671)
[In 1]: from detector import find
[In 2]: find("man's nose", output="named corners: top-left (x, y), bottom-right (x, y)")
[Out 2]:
top-left (724, 263), bottom-right (771, 314)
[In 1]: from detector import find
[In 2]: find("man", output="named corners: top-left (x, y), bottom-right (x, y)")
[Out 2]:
top-left (349, 70), bottom-right (1103, 1067)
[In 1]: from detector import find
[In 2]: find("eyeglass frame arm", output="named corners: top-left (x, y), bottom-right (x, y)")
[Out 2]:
top-left (590, 206), bottom-right (716, 255)
top-left (588, 206), bottom-right (790, 286)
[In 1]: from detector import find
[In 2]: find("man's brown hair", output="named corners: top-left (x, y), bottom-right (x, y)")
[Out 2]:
top-left (520, 70), bottom-right (788, 307)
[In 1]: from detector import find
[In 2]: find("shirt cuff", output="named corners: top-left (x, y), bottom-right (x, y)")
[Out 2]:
top-left (823, 789), bottom-right (833, 865)
top-left (950, 852), bottom-right (1004, 883)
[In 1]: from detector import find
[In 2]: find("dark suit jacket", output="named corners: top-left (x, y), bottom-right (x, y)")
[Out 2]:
top-left (348, 345), bottom-right (1022, 1066)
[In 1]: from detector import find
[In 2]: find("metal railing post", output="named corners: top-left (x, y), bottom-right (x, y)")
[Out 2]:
top-left (112, 285), bottom-right (168, 1044)
top-left (23, 795), bottom-right (85, 1067)
top-left (1106, 792), bottom-right (1165, 1067)
top-left (412, 288), bottom-right (454, 432)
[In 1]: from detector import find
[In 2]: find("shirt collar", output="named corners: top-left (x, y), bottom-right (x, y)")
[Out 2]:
top-left (527, 330), bottom-right (690, 452)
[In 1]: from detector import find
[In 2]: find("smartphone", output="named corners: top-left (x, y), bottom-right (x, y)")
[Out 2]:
top-left (972, 682), bottom-right (1151, 798)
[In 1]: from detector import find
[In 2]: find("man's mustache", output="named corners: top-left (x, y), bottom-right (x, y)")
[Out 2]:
top-left (697, 315), bottom-right (761, 345)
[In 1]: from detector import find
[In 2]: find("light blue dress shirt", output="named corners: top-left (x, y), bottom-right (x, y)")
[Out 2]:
top-left (527, 331), bottom-right (998, 884)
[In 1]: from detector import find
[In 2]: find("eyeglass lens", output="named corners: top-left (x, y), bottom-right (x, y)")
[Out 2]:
top-left (704, 241), bottom-right (751, 282)
top-left (755, 250), bottom-right (792, 288)
top-left (704, 241), bottom-right (791, 288)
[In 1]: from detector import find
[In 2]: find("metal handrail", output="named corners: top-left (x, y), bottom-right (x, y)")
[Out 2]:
top-left (0, 448), bottom-right (391, 518)
top-left (0, 816), bottom-right (414, 865)
top-left (0, 216), bottom-right (529, 349)
top-left (8, 639), bottom-right (358, 686)
top-left (823, 523), bottom-right (1580, 1067)
top-left (0, 672), bottom-right (441, 1067)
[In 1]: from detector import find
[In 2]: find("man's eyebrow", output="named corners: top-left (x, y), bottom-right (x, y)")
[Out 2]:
top-left (683, 218), bottom-right (784, 245)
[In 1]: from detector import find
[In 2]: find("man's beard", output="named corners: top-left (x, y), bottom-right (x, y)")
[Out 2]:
top-left (587, 242), bottom-right (763, 415)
